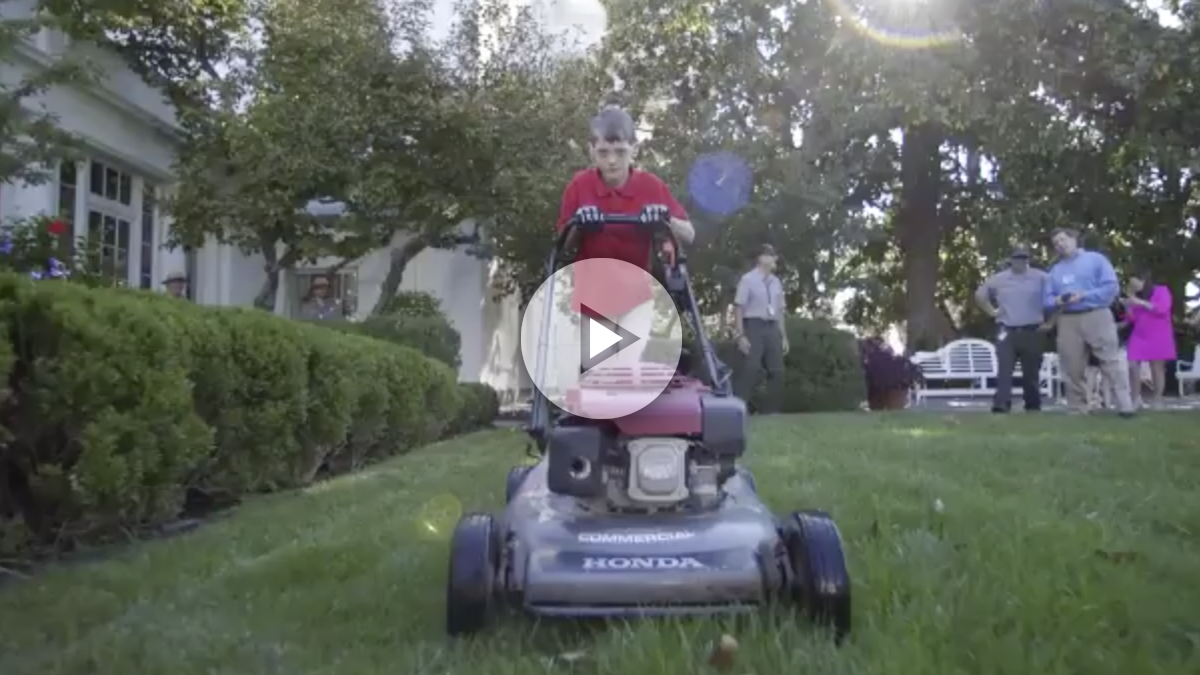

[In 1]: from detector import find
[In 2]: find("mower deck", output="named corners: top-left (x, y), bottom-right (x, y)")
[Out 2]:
top-left (509, 468), bottom-right (782, 614)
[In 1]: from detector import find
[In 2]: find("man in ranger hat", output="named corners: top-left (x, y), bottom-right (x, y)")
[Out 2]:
top-left (732, 243), bottom-right (789, 413)
top-left (975, 244), bottom-right (1048, 413)
top-left (162, 271), bottom-right (189, 299)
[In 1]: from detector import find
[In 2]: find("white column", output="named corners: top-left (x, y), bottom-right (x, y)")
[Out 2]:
top-left (71, 160), bottom-right (87, 240)
top-left (130, 175), bottom-right (144, 288)
top-left (219, 241), bottom-right (233, 305)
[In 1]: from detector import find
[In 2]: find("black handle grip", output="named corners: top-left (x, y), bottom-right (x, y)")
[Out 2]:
top-left (591, 214), bottom-right (641, 225)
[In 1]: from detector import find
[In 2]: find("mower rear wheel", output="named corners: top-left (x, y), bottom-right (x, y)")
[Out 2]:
top-left (784, 509), bottom-right (852, 643)
top-left (446, 513), bottom-right (498, 637)
top-left (505, 466), bottom-right (531, 504)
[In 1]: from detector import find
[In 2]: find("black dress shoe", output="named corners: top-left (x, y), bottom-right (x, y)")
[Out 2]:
top-left (1118, 411), bottom-right (1136, 419)
top-left (991, 407), bottom-right (1010, 414)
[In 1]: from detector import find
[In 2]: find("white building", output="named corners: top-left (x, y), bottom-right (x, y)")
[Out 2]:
top-left (0, 4), bottom-right (188, 293)
top-left (0, 0), bottom-right (606, 398)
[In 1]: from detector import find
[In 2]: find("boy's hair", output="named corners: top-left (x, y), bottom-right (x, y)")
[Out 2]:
top-left (589, 105), bottom-right (636, 144)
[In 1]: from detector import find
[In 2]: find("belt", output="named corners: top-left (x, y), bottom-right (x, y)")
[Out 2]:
top-left (743, 317), bottom-right (777, 324)
top-left (1062, 307), bottom-right (1103, 315)
top-left (1002, 324), bottom-right (1040, 330)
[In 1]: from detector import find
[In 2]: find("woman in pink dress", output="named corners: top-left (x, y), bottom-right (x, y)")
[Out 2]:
top-left (1122, 270), bottom-right (1176, 408)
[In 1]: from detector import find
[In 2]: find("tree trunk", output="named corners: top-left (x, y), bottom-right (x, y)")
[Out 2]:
top-left (253, 243), bottom-right (279, 311)
top-left (253, 242), bottom-right (298, 312)
top-left (896, 122), bottom-right (946, 354)
top-left (370, 237), bottom-right (429, 316)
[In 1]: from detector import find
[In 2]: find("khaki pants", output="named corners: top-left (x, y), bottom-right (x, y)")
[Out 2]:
top-left (1056, 309), bottom-right (1133, 413)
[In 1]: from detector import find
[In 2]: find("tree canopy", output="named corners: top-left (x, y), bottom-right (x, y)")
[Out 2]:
top-left (600, 0), bottom-right (1200, 347)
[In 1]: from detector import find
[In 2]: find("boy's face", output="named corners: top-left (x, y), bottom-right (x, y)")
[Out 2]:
top-left (590, 137), bottom-right (635, 181)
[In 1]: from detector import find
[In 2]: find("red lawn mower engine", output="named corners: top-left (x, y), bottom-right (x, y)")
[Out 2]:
top-left (547, 363), bottom-right (747, 513)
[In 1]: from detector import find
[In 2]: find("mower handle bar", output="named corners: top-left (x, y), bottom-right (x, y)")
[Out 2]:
top-left (548, 214), bottom-right (669, 258)
top-left (527, 213), bottom-right (731, 452)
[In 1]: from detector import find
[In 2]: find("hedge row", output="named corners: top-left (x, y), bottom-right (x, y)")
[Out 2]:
top-left (317, 313), bottom-right (463, 370)
top-left (650, 317), bottom-right (865, 413)
top-left (716, 317), bottom-right (866, 413)
top-left (0, 274), bottom-right (495, 558)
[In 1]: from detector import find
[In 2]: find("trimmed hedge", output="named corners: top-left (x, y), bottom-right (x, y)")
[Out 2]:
top-left (716, 317), bottom-right (865, 413)
top-left (0, 274), bottom-right (492, 558)
top-left (318, 314), bottom-right (462, 370)
top-left (453, 382), bottom-right (501, 433)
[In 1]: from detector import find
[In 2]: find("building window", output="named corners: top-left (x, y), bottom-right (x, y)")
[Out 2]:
top-left (139, 183), bottom-right (156, 289)
top-left (82, 159), bottom-right (146, 287)
top-left (88, 211), bottom-right (131, 285)
top-left (292, 268), bottom-right (358, 318)
top-left (89, 161), bottom-right (133, 206)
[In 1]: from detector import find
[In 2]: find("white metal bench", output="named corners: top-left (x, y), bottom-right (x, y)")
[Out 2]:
top-left (1177, 345), bottom-right (1200, 397)
top-left (911, 339), bottom-right (998, 403)
top-left (912, 339), bottom-right (1061, 405)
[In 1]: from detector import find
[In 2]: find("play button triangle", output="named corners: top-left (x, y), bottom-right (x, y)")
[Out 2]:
top-left (579, 305), bottom-right (642, 372)
top-left (589, 317), bottom-right (623, 358)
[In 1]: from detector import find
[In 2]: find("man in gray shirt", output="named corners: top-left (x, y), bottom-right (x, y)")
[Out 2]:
top-left (975, 244), bottom-right (1049, 413)
top-left (733, 244), bottom-right (789, 413)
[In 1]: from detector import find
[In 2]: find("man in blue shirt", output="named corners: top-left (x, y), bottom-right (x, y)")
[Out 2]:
top-left (1043, 228), bottom-right (1134, 416)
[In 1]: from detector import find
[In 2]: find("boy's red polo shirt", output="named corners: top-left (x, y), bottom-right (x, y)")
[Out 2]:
top-left (556, 168), bottom-right (688, 319)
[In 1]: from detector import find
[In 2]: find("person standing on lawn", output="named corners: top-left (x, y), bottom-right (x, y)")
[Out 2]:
top-left (1121, 269), bottom-right (1176, 408)
top-left (732, 244), bottom-right (789, 413)
top-left (1043, 228), bottom-right (1135, 417)
top-left (975, 244), bottom-right (1048, 413)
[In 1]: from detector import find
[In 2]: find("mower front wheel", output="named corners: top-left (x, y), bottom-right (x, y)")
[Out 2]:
top-left (784, 509), bottom-right (852, 643)
top-left (446, 513), bottom-right (498, 637)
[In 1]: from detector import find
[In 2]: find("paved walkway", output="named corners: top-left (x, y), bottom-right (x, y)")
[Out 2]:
top-left (915, 395), bottom-right (1200, 413)
top-left (499, 395), bottom-right (1200, 420)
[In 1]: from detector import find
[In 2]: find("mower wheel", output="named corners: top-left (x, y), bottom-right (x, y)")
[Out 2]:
top-left (784, 509), bottom-right (852, 643)
top-left (446, 513), bottom-right (498, 637)
top-left (505, 466), bottom-right (531, 504)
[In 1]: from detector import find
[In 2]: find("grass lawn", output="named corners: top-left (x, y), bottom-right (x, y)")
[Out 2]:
top-left (2, 412), bottom-right (1200, 675)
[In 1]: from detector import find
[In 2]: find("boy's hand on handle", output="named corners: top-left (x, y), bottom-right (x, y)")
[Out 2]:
top-left (573, 206), bottom-right (604, 232)
top-left (639, 203), bottom-right (670, 226)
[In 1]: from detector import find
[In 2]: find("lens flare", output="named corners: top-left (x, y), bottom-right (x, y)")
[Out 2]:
top-left (823, 0), bottom-right (963, 49)
top-left (416, 493), bottom-right (462, 540)
top-left (688, 151), bottom-right (753, 217)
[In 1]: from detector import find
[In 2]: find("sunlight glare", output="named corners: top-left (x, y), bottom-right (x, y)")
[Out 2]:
top-left (824, 0), bottom-right (963, 49)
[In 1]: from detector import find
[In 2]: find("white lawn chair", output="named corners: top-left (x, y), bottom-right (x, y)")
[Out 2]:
top-left (1013, 352), bottom-right (1061, 400)
top-left (1177, 345), bottom-right (1200, 397)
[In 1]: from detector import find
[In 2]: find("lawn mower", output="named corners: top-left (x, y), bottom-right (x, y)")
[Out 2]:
top-left (444, 213), bottom-right (852, 640)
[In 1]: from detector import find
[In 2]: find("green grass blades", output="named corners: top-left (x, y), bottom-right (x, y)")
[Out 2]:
top-left (2, 413), bottom-right (1200, 675)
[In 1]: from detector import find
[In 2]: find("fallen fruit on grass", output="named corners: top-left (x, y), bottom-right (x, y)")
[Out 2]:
top-left (708, 634), bottom-right (739, 669)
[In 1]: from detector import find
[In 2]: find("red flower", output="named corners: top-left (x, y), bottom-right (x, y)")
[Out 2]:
top-left (47, 219), bottom-right (67, 236)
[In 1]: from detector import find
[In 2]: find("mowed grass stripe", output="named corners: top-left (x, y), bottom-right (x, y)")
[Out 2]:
top-left (1, 415), bottom-right (1198, 675)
